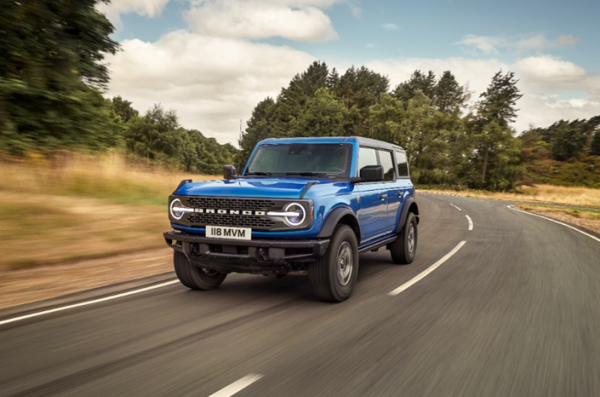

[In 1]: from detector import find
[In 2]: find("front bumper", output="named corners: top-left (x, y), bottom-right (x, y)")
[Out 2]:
top-left (163, 231), bottom-right (330, 275)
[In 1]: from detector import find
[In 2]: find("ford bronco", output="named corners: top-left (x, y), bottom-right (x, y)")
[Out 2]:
top-left (164, 137), bottom-right (419, 302)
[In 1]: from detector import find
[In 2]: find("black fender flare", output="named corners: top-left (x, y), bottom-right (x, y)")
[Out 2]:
top-left (317, 207), bottom-right (361, 243)
top-left (396, 197), bottom-right (419, 234)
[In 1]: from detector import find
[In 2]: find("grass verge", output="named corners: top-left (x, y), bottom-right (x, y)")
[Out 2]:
top-left (0, 152), bottom-right (215, 269)
top-left (0, 193), bottom-right (171, 269)
top-left (516, 204), bottom-right (600, 236)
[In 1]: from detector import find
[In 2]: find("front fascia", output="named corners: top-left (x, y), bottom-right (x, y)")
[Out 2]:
top-left (170, 182), bottom-right (360, 240)
top-left (170, 196), bottom-right (314, 233)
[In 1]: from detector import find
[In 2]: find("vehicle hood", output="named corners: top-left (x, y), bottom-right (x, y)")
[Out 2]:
top-left (175, 177), bottom-right (334, 199)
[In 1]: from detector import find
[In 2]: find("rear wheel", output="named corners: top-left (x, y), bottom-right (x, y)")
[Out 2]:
top-left (309, 225), bottom-right (359, 302)
top-left (174, 251), bottom-right (227, 290)
top-left (390, 212), bottom-right (417, 264)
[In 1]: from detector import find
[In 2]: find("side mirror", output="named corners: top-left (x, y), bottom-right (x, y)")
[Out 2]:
top-left (359, 165), bottom-right (384, 182)
top-left (223, 165), bottom-right (237, 180)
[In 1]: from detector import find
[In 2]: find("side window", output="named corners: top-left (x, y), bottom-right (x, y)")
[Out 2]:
top-left (378, 150), bottom-right (395, 181)
top-left (358, 147), bottom-right (378, 171)
top-left (395, 151), bottom-right (409, 177)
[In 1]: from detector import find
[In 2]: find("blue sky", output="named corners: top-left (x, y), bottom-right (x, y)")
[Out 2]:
top-left (100, 0), bottom-right (600, 144)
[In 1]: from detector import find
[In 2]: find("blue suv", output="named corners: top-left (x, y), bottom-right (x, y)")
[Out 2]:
top-left (164, 137), bottom-right (419, 302)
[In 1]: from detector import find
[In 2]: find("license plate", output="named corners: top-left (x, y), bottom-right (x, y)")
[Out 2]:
top-left (206, 225), bottom-right (251, 240)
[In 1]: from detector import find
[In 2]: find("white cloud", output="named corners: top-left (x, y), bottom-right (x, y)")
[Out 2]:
top-left (366, 43), bottom-right (375, 48)
top-left (184, 0), bottom-right (342, 42)
top-left (381, 23), bottom-right (399, 31)
top-left (458, 34), bottom-right (578, 55)
top-left (97, 0), bottom-right (172, 29)
top-left (105, 31), bottom-right (315, 144)
top-left (515, 55), bottom-right (587, 82)
top-left (366, 56), bottom-right (600, 132)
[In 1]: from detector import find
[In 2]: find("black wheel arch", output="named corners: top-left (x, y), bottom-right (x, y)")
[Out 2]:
top-left (317, 207), bottom-right (361, 245)
top-left (396, 197), bottom-right (419, 234)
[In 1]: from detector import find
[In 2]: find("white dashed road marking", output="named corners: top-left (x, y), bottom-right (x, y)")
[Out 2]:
top-left (389, 241), bottom-right (467, 296)
top-left (450, 203), bottom-right (462, 211)
top-left (208, 374), bottom-right (264, 397)
top-left (0, 280), bottom-right (179, 326)
top-left (466, 215), bottom-right (473, 231)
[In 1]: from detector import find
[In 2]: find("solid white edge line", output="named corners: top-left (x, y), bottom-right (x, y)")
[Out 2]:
top-left (208, 374), bottom-right (264, 397)
top-left (389, 241), bottom-right (467, 296)
top-left (466, 215), bottom-right (473, 231)
top-left (509, 206), bottom-right (600, 244)
top-left (0, 280), bottom-right (179, 326)
top-left (450, 203), bottom-right (462, 211)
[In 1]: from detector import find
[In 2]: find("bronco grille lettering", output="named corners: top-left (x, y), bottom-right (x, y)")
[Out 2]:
top-left (192, 208), bottom-right (269, 216)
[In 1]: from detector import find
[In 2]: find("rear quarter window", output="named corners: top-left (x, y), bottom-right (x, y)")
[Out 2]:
top-left (395, 151), bottom-right (409, 177)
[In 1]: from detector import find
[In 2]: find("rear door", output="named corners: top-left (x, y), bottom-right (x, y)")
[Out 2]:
top-left (355, 147), bottom-right (389, 243)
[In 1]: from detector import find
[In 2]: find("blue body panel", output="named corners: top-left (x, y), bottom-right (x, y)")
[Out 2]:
top-left (171, 137), bottom-right (415, 251)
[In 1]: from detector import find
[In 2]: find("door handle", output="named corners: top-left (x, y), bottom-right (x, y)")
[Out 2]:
top-left (379, 193), bottom-right (388, 200)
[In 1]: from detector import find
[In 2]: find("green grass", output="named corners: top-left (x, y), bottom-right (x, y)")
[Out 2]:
top-left (516, 204), bottom-right (600, 220)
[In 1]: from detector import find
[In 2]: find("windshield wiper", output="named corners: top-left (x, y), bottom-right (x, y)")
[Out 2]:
top-left (285, 172), bottom-right (332, 177)
top-left (245, 172), bottom-right (273, 176)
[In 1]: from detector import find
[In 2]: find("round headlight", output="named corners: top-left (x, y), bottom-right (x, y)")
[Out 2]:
top-left (170, 199), bottom-right (186, 220)
top-left (283, 202), bottom-right (306, 226)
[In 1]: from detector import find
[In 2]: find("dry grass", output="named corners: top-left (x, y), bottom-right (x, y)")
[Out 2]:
top-left (0, 192), bottom-right (171, 269)
top-left (0, 150), bottom-right (214, 206)
top-left (0, 152), bottom-right (215, 269)
top-left (423, 184), bottom-right (600, 208)
top-left (516, 204), bottom-right (600, 235)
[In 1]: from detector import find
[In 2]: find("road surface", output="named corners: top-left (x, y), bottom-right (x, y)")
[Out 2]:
top-left (1, 193), bottom-right (599, 397)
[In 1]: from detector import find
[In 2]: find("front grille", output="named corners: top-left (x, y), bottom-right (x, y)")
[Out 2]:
top-left (186, 213), bottom-right (276, 230)
top-left (185, 197), bottom-right (277, 212)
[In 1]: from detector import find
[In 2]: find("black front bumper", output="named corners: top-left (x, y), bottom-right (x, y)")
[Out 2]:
top-left (164, 231), bottom-right (329, 275)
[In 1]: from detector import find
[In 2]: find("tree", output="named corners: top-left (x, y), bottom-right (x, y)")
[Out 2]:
top-left (334, 66), bottom-right (389, 135)
top-left (473, 71), bottom-right (523, 186)
top-left (434, 71), bottom-right (470, 114)
top-left (552, 121), bottom-right (588, 160)
top-left (125, 104), bottom-right (185, 166)
top-left (111, 96), bottom-right (139, 123)
top-left (289, 88), bottom-right (348, 137)
top-left (274, 61), bottom-right (330, 129)
top-left (392, 70), bottom-right (436, 103)
top-left (0, 0), bottom-right (120, 154)
top-left (591, 132), bottom-right (600, 156)
top-left (238, 97), bottom-right (279, 168)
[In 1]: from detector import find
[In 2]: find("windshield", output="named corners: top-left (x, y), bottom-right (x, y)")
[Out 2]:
top-left (245, 143), bottom-right (352, 178)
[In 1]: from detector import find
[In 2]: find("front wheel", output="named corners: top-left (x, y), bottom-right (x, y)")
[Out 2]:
top-left (309, 225), bottom-right (359, 302)
top-left (174, 251), bottom-right (227, 290)
top-left (390, 212), bottom-right (417, 264)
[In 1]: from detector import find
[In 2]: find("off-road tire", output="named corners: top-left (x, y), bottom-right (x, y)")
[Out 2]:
top-left (309, 225), bottom-right (359, 302)
top-left (390, 212), bottom-right (417, 265)
top-left (174, 251), bottom-right (227, 290)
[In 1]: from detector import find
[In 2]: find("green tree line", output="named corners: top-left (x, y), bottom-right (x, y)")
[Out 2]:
top-left (520, 117), bottom-right (600, 187)
top-left (239, 62), bottom-right (526, 190)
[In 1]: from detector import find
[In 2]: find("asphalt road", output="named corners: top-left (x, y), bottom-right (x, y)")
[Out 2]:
top-left (1, 193), bottom-right (600, 397)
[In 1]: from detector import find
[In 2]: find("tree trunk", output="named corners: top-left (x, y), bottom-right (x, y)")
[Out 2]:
top-left (481, 148), bottom-right (489, 185)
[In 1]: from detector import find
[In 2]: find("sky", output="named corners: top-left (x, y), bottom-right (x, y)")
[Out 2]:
top-left (98, 0), bottom-right (600, 145)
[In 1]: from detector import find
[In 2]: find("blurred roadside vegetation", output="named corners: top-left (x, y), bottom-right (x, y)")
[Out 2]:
top-left (0, 152), bottom-right (214, 269)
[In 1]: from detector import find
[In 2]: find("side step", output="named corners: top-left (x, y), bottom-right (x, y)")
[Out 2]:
top-left (358, 236), bottom-right (397, 254)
